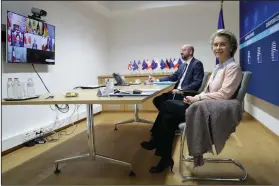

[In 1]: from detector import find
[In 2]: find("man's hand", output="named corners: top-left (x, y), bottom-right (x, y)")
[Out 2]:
top-left (183, 96), bottom-right (199, 104)
top-left (172, 89), bottom-right (183, 94)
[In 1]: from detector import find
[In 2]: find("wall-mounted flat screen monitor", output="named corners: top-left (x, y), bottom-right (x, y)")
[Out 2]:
top-left (6, 11), bottom-right (55, 65)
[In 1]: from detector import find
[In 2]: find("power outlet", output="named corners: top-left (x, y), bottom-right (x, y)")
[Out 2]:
top-left (35, 130), bottom-right (43, 136)
top-left (33, 129), bottom-right (44, 138)
top-left (30, 131), bottom-right (37, 140)
top-left (23, 129), bottom-right (45, 142)
top-left (24, 133), bottom-right (31, 141)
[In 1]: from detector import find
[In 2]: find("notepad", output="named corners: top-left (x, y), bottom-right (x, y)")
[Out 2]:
top-left (3, 95), bottom-right (40, 101)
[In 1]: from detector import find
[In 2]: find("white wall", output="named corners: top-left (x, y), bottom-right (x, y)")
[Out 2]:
top-left (106, 1), bottom-right (279, 137)
top-left (1, 1), bottom-right (108, 151)
top-left (107, 1), bottom-right (239, 74)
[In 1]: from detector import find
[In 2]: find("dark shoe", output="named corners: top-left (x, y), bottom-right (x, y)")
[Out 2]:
top-left (149, 157), bottom-right (174, 173)
top-left (140, 140), bottom-right (156, 150)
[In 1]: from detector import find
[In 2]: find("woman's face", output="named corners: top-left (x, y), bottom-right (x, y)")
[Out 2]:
top-left (212, 35), bottom-right (231, 62)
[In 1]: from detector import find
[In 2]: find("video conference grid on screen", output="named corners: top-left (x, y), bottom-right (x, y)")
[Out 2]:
top-left (7, 11), bottom-right (55, 64)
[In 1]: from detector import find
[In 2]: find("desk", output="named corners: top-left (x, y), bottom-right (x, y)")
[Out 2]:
top-left (98, 73), bottom-right (172, 112)
top-left (2, 84), bottom-right (174, 176)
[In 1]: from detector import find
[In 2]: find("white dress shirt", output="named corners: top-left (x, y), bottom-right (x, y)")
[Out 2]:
top-left (177, 57), bottom-right (193, 90)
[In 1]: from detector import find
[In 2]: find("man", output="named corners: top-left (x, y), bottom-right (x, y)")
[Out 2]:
top-left (149, 44), bottom-right (204, 111)
top-left (32, 39), bottom-right (38, 49)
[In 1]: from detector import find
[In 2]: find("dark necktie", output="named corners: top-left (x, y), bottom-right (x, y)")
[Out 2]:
top-left (176, 63), bottom-right (188, 89)
top-left (179, 63), bottom-right (188, 80)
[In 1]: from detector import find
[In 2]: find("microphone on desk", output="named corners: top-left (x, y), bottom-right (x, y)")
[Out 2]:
top-left (114, 89), bottom-right (130, 94)
top-left (133, 89), bottom-right (142, 94)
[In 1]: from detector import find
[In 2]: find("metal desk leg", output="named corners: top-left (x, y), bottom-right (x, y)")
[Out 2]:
top-left (54, 104), bottom-right (135, 176)
top-left (114, 104), bottom-right (154, 130)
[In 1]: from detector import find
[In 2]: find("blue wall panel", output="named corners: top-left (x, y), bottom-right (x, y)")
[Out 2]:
top-left (239, 0), bottom-right (279, 106)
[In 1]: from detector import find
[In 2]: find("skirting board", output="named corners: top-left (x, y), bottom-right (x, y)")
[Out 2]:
top-left (244, 95), bottom-right (279, 136)
top-left (1, 104), bottom-right (102, 152)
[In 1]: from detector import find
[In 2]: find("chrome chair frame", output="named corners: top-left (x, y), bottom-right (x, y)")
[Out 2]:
top-left (178, 71), bottom-right (252, 182)
top-left (179, 124), bottom-right (248, 181)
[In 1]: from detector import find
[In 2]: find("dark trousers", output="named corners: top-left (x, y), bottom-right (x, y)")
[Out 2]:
top-left (153, 92), bottom-right (196, 111)
top-left (153, 92), bottom-right (184, 111)
top-left (150, 100), bottom-right (190, 158)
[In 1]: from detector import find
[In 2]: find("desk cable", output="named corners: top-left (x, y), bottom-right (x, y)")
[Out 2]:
top-left (31, 64), bottom-right (79, 143)
top-left (32, 64), bottom-right (69, 113)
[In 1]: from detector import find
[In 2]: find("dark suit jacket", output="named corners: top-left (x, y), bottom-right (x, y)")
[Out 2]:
top-left (159, 57), bottom-right (204, 91)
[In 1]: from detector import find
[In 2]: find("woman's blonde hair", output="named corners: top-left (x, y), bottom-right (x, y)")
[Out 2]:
top-left (210, 29), bottom-right (238, 57)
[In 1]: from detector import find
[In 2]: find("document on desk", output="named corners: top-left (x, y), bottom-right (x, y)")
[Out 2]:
top-left (109, 90), bottom-right (157, 97)
top-left (152, 81), bottom-right (176, 85)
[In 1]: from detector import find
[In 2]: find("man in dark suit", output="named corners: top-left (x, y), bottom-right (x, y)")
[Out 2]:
top-left (149, 45), bottom-right (204, 111)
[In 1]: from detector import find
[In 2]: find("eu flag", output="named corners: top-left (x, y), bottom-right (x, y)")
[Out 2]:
top-left (216, 2), bottom-right (225, 64)
top-left (132, 60), bottom-right (138, 71)
top-left (160, 59), bottom-right (166, 70)
top-left (142, 60), bottom-right (148, 70)
top-left (218, 5), bottom-right (225, 29)
top-left (169, 59), bottom-right (174, 69)
top-left (151, 59), bottom-right (157, 70)
top-left (178, 58), bottom-right (183, 66)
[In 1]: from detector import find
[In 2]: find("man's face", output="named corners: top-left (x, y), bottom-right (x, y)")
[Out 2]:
top-left (180, 47), bottom-right (192, 60)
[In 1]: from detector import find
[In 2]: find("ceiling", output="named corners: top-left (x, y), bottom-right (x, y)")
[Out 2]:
top-left (81, 1), bottom-right (204, 17)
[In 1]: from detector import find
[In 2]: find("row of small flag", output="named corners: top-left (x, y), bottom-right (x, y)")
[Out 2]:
top-left (128, 58), bottom-right (184, 71)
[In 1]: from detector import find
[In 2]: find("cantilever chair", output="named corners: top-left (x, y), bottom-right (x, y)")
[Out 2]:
top-left (175, 72), bottom-right (211, 97)
top-left (178, 71), bottom-right (252, 182)
top-left (174, 72), bottom-right (210, 135)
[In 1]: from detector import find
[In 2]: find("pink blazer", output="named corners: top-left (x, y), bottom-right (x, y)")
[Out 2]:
top-left (197, 61), bottom-right (242, 100)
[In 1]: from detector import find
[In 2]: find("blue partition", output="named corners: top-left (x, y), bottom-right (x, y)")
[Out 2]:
top-left (239, 0), bottom-right (279, 107)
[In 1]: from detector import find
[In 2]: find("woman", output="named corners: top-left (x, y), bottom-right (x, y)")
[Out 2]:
top-left (141, 29), bottom-right (242, 173)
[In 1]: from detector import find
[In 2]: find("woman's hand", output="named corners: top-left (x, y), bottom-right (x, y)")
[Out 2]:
top-left (183, 96), bottom-right (199, 104)
top-left (183, 97), bottom-right (191, 104)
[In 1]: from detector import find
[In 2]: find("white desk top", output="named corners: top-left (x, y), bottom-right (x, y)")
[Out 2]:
top-left (2, 84), bottom-right (174, 106)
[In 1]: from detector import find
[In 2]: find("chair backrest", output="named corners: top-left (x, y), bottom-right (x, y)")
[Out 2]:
top-left (197, 72), bottom-right (210, 93)
top-left (234, 71), bottom-right (252, 103)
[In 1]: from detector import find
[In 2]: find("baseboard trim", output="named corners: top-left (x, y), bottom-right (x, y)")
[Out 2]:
top-left (243, 112), bottom-right (279, 141)
top-left (257, 119), bottom-right (279, 143)
top-left (244, 95), bottom-right (279, 137)
top-left (2, 111), bottom-right (102, 156)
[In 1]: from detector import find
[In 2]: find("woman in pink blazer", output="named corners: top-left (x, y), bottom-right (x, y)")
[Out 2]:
top-left (141, 29), bottom-right (242, 173)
